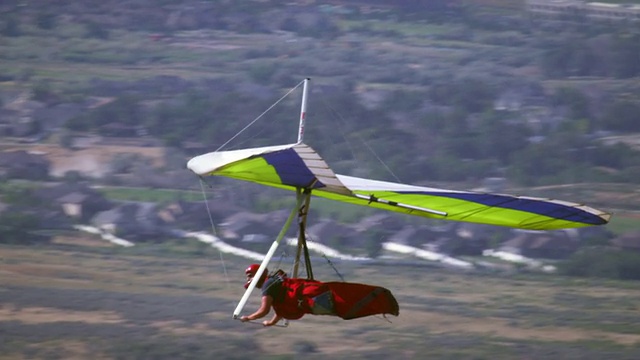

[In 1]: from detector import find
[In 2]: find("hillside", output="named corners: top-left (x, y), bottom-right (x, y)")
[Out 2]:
top-left (2, 0), bottom-right (639, 189)
top-left (2, 241), bottom-right (640, 359)
top-left (1, 0), bottom-right (639, 232)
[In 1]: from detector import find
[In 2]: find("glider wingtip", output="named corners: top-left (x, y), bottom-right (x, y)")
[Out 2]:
top-left (600, 212), bottom-right (612, 224)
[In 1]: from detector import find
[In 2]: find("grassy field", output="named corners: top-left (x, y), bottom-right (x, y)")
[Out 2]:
top-left (2, 237), bottom-right (640, 359)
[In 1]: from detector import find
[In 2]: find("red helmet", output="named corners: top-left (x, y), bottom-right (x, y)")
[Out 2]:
top-left (245, 264), bottom-right (261, 276)
top-left (244, 264), bottom-right (268, 289)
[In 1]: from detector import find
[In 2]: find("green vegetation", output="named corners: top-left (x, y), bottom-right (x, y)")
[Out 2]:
top-left (0, 212), bottom-right (41, 243)
top-left (559, 248), bottom-right (640, 281)
top-left (97, 187), bottom-right (203, 203)
top-left (339, 19), bottom-right (452, 38)
top-left (0, 182), bottom-right (41, 205)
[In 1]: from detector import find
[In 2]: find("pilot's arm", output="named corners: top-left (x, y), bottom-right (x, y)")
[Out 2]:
top-left (240, 295), bottom-right (273, 322)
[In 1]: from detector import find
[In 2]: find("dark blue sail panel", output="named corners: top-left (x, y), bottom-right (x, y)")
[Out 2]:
top-left (263, 149), bottom-right (325, 189)
top-left (401, 191), bottom-right (607, 226)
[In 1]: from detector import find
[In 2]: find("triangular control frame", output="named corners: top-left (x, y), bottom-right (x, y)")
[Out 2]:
top-left (233, 79), bottom-right (315, 319)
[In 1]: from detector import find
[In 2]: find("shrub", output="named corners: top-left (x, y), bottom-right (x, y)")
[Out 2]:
top-left (2, 17), bottom-right (20, 37)
top-left (0, 212), bottom-right (41, 244)
top-left (85, 22), bottom-right (109, 40)
top-left (558, 247), bottom-right (640, 281)
top-left (36, 12), bottom-right (57, 30)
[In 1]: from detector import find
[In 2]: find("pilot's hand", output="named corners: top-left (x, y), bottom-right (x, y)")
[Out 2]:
top-left (240, 316), bottom-right (250, 322)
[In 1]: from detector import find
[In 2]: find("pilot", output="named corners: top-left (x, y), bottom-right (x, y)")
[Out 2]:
top-left (239, 263), bottom-right (399, 326)
top-left (239, 264), bottom-right (286, 327)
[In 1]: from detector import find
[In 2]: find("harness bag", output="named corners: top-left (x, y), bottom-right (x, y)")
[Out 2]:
top-left (272, 278), bottom-right (334, 319)
top-left (271, 278), bottom-right (399, 321)
top-left (326, 282), bottom-right (399, 320)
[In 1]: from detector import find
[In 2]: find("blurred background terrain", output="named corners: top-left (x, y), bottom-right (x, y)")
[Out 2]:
top-left (1, 0), bottom-right (640, 358)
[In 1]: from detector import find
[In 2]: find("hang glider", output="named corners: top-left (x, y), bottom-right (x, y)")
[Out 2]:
top-left (186, 79), bottom-right (610, 324)
top-left (187, 143), bottom-right (610, 231)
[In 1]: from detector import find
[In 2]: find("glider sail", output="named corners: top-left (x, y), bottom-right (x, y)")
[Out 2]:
top-left (187, 142), bottom-right (610, 231)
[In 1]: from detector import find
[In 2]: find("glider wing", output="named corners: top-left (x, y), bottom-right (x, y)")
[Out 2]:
top-left (187, 143), bottom-right (610, 230)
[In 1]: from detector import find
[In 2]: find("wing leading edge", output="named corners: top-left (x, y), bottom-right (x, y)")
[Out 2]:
top-left (187, 143), bottom-right (611, 230)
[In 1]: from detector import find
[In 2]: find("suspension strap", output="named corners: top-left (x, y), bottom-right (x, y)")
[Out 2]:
top-left (273, 251), bottom-right (290, 275)
top-left (298, 188), bottom-right (314, 280)
top-left (322, 254), bottom-right (345, 282)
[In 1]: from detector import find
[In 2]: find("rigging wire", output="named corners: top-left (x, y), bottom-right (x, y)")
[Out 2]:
top-left (272, 251), bottom-right (290, 275)
top-left (322, 254), bottom-right (345, 282)
top-left (214, 79), bottom-right (306, 152)
top-left (317, 95), bottom-right (359, 165)
top-left (358, 138), bottom-right (402, 183)
top-left (317, 91), bottom-right (402, 183)
top-left (303, 231), bottom-right (348, 282)
top-left (199, 178), bottom-right (230, 287)
top-left (194, 80), bottom-right (305, 286)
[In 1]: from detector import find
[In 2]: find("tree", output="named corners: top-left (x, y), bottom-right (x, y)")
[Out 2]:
top-left (85, 21), bottom-right (109, 39)
top-left (382, 90), bottom-right (425, 112)
top-left (610, 32), bottom-right (640, 78)
top-left (551, 87), bottom-right (590, 122)
top-left (0, 212), bottom-right (40, 244)
top-left (94, 96), bottom-right (141, 127)
top-left (248, 63), bottom-right (277, 85)
top-left (65, 114), bottom-right (91, 132)
top-left (454, 78), bottom-right (496, 113)
top-left (36, 12), bottom-right (56, 30)
top-left (601, 100), bottom-right (640, 132)
top-left (540, 42), bottom-right (571, 78)
top-left (477, 113), bottom-right (530, 164)
top-left (31, 81), bottom-right (55, 103)
top-left (559, 248), bottom-right (640, 281)
top-left (280, 17), bottom-right (298, 32)
top-left (1, 17), bottom-right (20, 37)
top-left (590, 143), bottom-right (639, 170)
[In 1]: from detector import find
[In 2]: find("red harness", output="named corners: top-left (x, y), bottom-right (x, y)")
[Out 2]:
top-left (270, 278), bottom-right (400, 321)
top-left (272, 278), bottom-right (329, 320)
